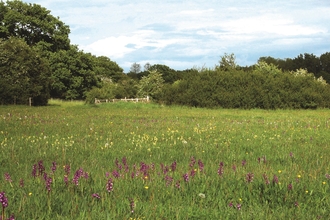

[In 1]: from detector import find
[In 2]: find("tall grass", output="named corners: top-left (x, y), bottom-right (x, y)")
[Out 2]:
top-left (0, 102), bottom-right (330, 219)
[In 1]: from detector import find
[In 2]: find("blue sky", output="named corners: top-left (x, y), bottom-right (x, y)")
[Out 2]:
top-left (25, 0), bottom-right (330, 72)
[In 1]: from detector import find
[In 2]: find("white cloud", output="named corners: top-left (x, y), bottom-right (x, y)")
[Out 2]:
top-left (23, 0), bottom-right (330, 71)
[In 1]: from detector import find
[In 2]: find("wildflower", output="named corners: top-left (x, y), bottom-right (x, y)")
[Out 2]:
top-left (241, 160), bottom-right (246, 167)
top-left (263, 173), bottom-right (270, 185)
top-left (4, 173), bottom-right (12, 183)
top-left (183, 173), bottom-right (189, 182)
top-left (28, 192), bottom-right (32, 196)
top-left (190, 169), bottom-right (196, 178)
top-left (64, 175), bottom-right (69, 186)
top-left (51, 161), bottom-right (57, 174)
top-left (164, 175), bottom-right (173, 186)
top-left (0, 192), bottom-right (8, 208)
top-left (112, 170), bottom-right (120, 178)
top-left (92, 193), bottom-right (101, 199)
top-left (38, 160), bottom-right (45, 176)
top-left (19, 179), bottom-right (24, 188)
top-left (305, 190), bottom-right (308, 194)
top-left (8, 214), bottom-right (15, 220)
top-left (45, 176), bottom-right (52, 192)
top-left (294, 201), bottom-right (299, 207)
top-left (72, 168), bottom-right (84, 186)
top-left (198, 160), bottom-right (204, 172)
top-left (322, 181), bottom-right (326, 185)
top-left (64, 165), bottom-right (71, 176)
top-left (297, 174), bottom-right (301, 178)
top-left (217, 162), bottom-right (224, 177)
top-left (272, 175), bottom-right (279, 184)
top-left (290, 152), bottom-right (294, 157)
top-left (325, 174), bottom-right (330, 179)
top-left (236, 204), bottom-right (242, 210)
top-left (228, 202), bottom-right (233, 207)
top-left (288, 183), bottom-right (293, 191)
top-left (115, 158), bottom-right (122, 170)
top-left (129, 198), bottom-right (135, 213)
top-left (106, 178), bottom-right (113, 192)
top-left (198, 193), bottom-right (205, 199)
top-left (189, 156), bottom-right (196, 168)
top-left (171, 161), bottom-right (177, 172)
top-left (144, 186), bottom-right (149, 190)
top-left (31, 164), bottom-right (37, 178)
top-left (246, 172), bottom-right (254, 183)
top-left (175, 180), bottom-right (180, 189)
top-left (278, 170), bottom-right (282, 174)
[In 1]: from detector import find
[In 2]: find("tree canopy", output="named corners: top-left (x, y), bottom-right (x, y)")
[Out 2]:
top-left (0, 37), bottom-right (50, 105)
top-left (0, 0), bottom-right (70, 52)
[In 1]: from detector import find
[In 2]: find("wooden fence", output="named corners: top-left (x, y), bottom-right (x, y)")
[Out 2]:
top-left (94, 96), bottom-right (150, 104)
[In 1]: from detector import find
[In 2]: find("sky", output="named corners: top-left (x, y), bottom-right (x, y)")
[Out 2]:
top-left (25, 0), bottom-right (330, 72)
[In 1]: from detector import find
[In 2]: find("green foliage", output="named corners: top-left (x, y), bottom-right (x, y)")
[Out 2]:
top-left (0, 0), bottom-right (70, 52)
top-left (49, 46), bottom-right (100, 100)
top-left (93, 56), bottom-right (124, 82)
top-left (161, 62), bottom-right (330, 109)
top-left (137, 70), bottom-right (165, 100)
top-left (216, 53), bottom-right (237, 71)
top-left (0, 37), bottom-right (50, 105)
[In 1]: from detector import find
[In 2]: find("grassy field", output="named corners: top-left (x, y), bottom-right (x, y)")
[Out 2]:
top-left (1, 100), bottom-right (330, 219)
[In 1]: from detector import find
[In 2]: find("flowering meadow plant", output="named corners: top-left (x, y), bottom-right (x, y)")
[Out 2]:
top-left (0, 102), bottom-right (330, 219)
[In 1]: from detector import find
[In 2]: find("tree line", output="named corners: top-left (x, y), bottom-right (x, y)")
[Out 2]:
top-left (1, 0), bottom-right (330, 109)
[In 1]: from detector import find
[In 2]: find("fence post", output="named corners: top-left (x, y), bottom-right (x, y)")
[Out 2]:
top-left (95, 98), bottom-right (97, 104)
top-left (147, 96), bottom-right (149, 102)
top-left (29, 97), bottom-right (32, 106)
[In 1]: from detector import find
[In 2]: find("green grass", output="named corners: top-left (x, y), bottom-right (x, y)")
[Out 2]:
top-left (1, 102), bottom-right (330, 219)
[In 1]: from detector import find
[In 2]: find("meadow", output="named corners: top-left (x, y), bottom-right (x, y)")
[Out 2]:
top-left (1, 100), bottom-right (330, 219)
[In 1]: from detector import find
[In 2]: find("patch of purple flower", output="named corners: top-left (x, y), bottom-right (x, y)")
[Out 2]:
top-left (164, 175), bottom-right (173, 186)
top-left (4, 173), bottom-right (12, 183)
top-left (217, 162), bottom-right (224, 177)
top-left (19, 179), bottom-right (24, 188)
top-left (272, 175), bottom-right (279, 184)
top-left (198, 159), bottom-right (204, 172)
top-left (31, 164), bottom-right (37, 178)
top-left (171, 161), bottom-right (177, 172)
top-left (112, 170), bottom-right (120, 178)
top-left (175, 180), bottom-right (180, 189)
top-left (263, 173), bottom-right (270, 185)
top-left (0, 192), bottom-right (8, 208)
top-left (189, 156), bottom-right (196, 168)
top-left (92, 193), bottom-right (101, 199)
top-left (64, 165), bottom-right (70, 176)
top-left (51, 161), bottom-right (57, 174)
top-left (246, 172), bottom-right (254, 183)
top-left (106, 178), bottom-right (113, 192)
top-left (38, 160), bottom-right (45, 176)
top-left (129, 198), bottom-right (135, 213)
top-left (183, 173), bottom-right (189, 182)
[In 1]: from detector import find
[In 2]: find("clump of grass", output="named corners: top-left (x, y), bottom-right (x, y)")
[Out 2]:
top-left (1, 102), bottom-right (330, 218)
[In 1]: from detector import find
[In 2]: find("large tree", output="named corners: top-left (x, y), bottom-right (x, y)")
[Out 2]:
top-left (0, 0), bottom-right (70, 52)
top-left (49, 46), bottom-right (100, 100)
top-left (93, 56), bottom-right (124, 83)
top-left (0, 37), bottom-right (51, 105)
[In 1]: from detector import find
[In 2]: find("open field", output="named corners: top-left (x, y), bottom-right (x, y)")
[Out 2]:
top-left (1, 101), bottom-right (330, 219)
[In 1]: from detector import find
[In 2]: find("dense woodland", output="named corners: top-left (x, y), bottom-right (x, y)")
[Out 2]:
top-left (1, 0), bottom-right (330, 109)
